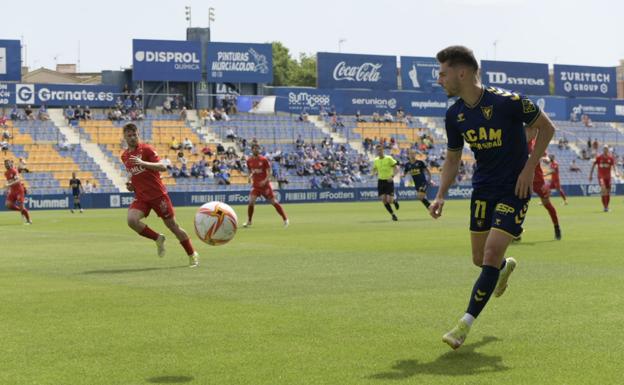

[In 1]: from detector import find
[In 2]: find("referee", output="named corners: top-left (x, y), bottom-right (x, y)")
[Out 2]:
top-left (372, 144), bottom-right (400, 221)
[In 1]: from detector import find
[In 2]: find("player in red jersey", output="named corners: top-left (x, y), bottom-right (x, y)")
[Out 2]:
top-left (4, 159), bottom-right (32, 224)
top-left (243, 143), bottom-right (288, 228)
top-left (526, 128), bottom-right (561, 240)
top-left (544, 154), bottom-right (568, 205)
top-left (589, 145), bottom-right (619, 212)
top-left (121, 123), bottom-right (199, 267)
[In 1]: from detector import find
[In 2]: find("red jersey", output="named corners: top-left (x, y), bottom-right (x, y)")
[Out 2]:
top-left (595, 154), bottom-right (615, 179)
top-left (4, 167), bottom-right (24, 193)
top-left (549, 160), bottom-right (560, 183)
top-left (528, 139), bottom-right (545, 185)
top-left (121, 143), bottom-right (168, 201)
top-left (246, 156), bottom-right (270, 188)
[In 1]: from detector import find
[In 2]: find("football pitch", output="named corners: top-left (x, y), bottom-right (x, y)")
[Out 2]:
top-left (1, 197), bottom-right (621, 385)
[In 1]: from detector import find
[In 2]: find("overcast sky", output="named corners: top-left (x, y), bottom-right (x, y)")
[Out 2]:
top-left (4, 0), bottom-right (623, 72)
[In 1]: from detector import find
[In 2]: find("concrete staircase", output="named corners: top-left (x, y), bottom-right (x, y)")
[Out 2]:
top-left (49, 109), bottom-right (127, 191)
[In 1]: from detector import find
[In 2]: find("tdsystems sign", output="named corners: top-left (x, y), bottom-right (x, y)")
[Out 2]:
top-left (132, 39), bottom-right (201, 82)
top-left (481, 60), bottom-right (549, 95)
top-left (554, 64), bottom-right (616, 98)
top-left (317, 52), bottom-right (397, 90)
top-left (207, 42), bottom-right (273, 83)
top-left (0, 39), bottom-right (21, 81)
top-left (7, 83), bottom-right (118, 107)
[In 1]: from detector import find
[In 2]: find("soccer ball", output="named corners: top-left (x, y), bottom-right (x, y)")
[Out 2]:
top-left (194, 201), bottom-right (238, 246)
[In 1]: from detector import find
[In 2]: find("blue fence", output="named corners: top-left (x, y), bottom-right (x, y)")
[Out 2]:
top-left (3, 184), bottom-right (621, 211)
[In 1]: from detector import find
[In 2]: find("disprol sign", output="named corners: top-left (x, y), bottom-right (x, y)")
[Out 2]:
top-left (481, 60), bottom-right (549, 95)
top-left (132, 39), bottom-right (201, 81)
top-left (554, 64), bottom-right (616, 98)
top-left (317, 52), bottom-right (397, 90)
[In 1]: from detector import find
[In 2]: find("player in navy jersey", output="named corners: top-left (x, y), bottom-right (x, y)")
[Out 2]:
top-left (429, 46), bottom-right (555, 350)
top-left (403, 149), bottom-right (431, 211)
top-left (69, 172), bottom-right (84, 213)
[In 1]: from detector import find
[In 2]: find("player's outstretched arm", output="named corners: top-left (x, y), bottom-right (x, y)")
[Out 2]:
top-left (516, 114), bottom-right (555, 198)
top-left (429, 149), bottom-right (461, 219)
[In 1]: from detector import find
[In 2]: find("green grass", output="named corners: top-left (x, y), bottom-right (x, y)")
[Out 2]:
top-left (1, 196), bottom-right (622, 385)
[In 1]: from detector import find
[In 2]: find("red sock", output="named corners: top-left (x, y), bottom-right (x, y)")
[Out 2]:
top-left (20, 207), bottom-right (30, 222)
top-left (543, 202), bottom-right (559, 226)
top-left (247, 204), bottom-right (254, 222)
top-left (272, 203), bottom-right (287, 220)
top-left (139, 225), bottom-right (160, 240)
top-left (559, 189), bottom-right (567, 201)
top-left (180, 238), bottom-right (195, 255)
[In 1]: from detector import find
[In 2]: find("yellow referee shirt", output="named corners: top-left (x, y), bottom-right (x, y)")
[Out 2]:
top-left (373, 156), bottom-right (398, 180)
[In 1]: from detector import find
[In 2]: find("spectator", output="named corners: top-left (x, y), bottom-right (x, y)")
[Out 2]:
top-left (162, 98), bottom-right (172, 113)
top-left (37, 104), bottom-right (50, 121)
top-left (64, 106), bottom-right (75, 123)
top-left (591, 138), bottom-right (599, 156)
top-left (2, 126), bottom-right (11, 141)
top-left (84, 180), bottom-right (94, 193)
top-left (180, 106), bottom-right (188, 121)
top-left (310, 175), bottom-right (321, 189)
top-left (26, 105), bottom-right (40, 120)
top-left (59, 138), bottom-right (71, 151)
top-left (162, 155), bottom-right (172, 170)
top-left (83, 106), bottom-right (92, 120)
top-left (170, 136), bottom-right (181, 151)
top-left (355, 110), bottom-right (366, 122)
top-left (177, 151), bottom-right (187, 166)
top-left (569, 110), bottom-right (578, 122)
top-left (0, 139), bottom-right (9, 154)
top-left (383, 111), bottom-right (394, 122)
top-left (201, 144), bottom-right (213, 157)
top-left (74, 105), bottom-right (83, 120)
top-left (0, 113), bottom-right (7, 128)
top-left (221, 109), bottom-right (230, 122)
top-left (225, 127), bottom-right (237, 141)
top-left (10, 105), bottom-right (20, 120)
top-left (17, 157), bottom-right (29, 173)
top-left (182, 137), bottom-right (194, 151)
top-left (216, 143), bottom-right (225, 155)
top-left (569, 160), bottom-right (581, 172)
top-left (179, 163), bottom-right (190, 178)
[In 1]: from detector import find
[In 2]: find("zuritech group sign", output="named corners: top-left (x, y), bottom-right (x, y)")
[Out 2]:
top-left (317, 52), bottom-right (397, 90)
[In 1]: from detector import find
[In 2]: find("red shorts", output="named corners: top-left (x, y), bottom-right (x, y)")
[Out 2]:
top-left (599, 177), bottom-right (611, 190)
top-left (251, 184), bottom-right (275, 200)
top-left (129, 194), bottom-right (175, 219)
top-left (6, 188), bottom-right (25, 205)
top-left (533, 182), bottom-right (550, 199)
top-left (548, 180), bottom-right (561, 190)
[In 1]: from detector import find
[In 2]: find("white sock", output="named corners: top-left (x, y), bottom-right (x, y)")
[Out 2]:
top-left (461, 313), bottom-right (475, 326)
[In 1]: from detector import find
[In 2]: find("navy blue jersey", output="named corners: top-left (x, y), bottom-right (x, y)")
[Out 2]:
top-left (69, 178), bottom-right (81, 195)
top-left (445, 87), bottom-right (541, 190)
top-left (404, 160), bottom-right (428, 184)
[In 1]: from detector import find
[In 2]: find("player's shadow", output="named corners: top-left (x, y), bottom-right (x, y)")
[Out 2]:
top-left (369, 336), bottom-right (509, 380)
top-left (81, 266), bottom-right (188, 275)
top-left (509, 239), bottom-right (557, 246)
top-left (146, 375), bottom-right (194, 384)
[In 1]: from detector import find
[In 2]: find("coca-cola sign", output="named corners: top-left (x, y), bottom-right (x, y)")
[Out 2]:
top-left (317, 52), bottom-right (397, 90)
top-left (332, 62), bottom-right (382, 82)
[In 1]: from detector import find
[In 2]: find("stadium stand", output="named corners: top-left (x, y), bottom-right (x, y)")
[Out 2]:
top-left (3, 119), bottom-right (116, 194)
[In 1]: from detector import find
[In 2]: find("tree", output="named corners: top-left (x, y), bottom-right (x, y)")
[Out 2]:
top-left (271, 41), bottom-right (294, 87)
top-left (271, 42), bottom-right (317, 87)
top-left (289, 53), bottom-right (317, 87)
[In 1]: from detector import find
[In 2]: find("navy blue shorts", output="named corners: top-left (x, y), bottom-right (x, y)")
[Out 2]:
top-left (413, 179), bottom-right (428, 193)
top-left (469, 188), bottom-right (530, 238)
